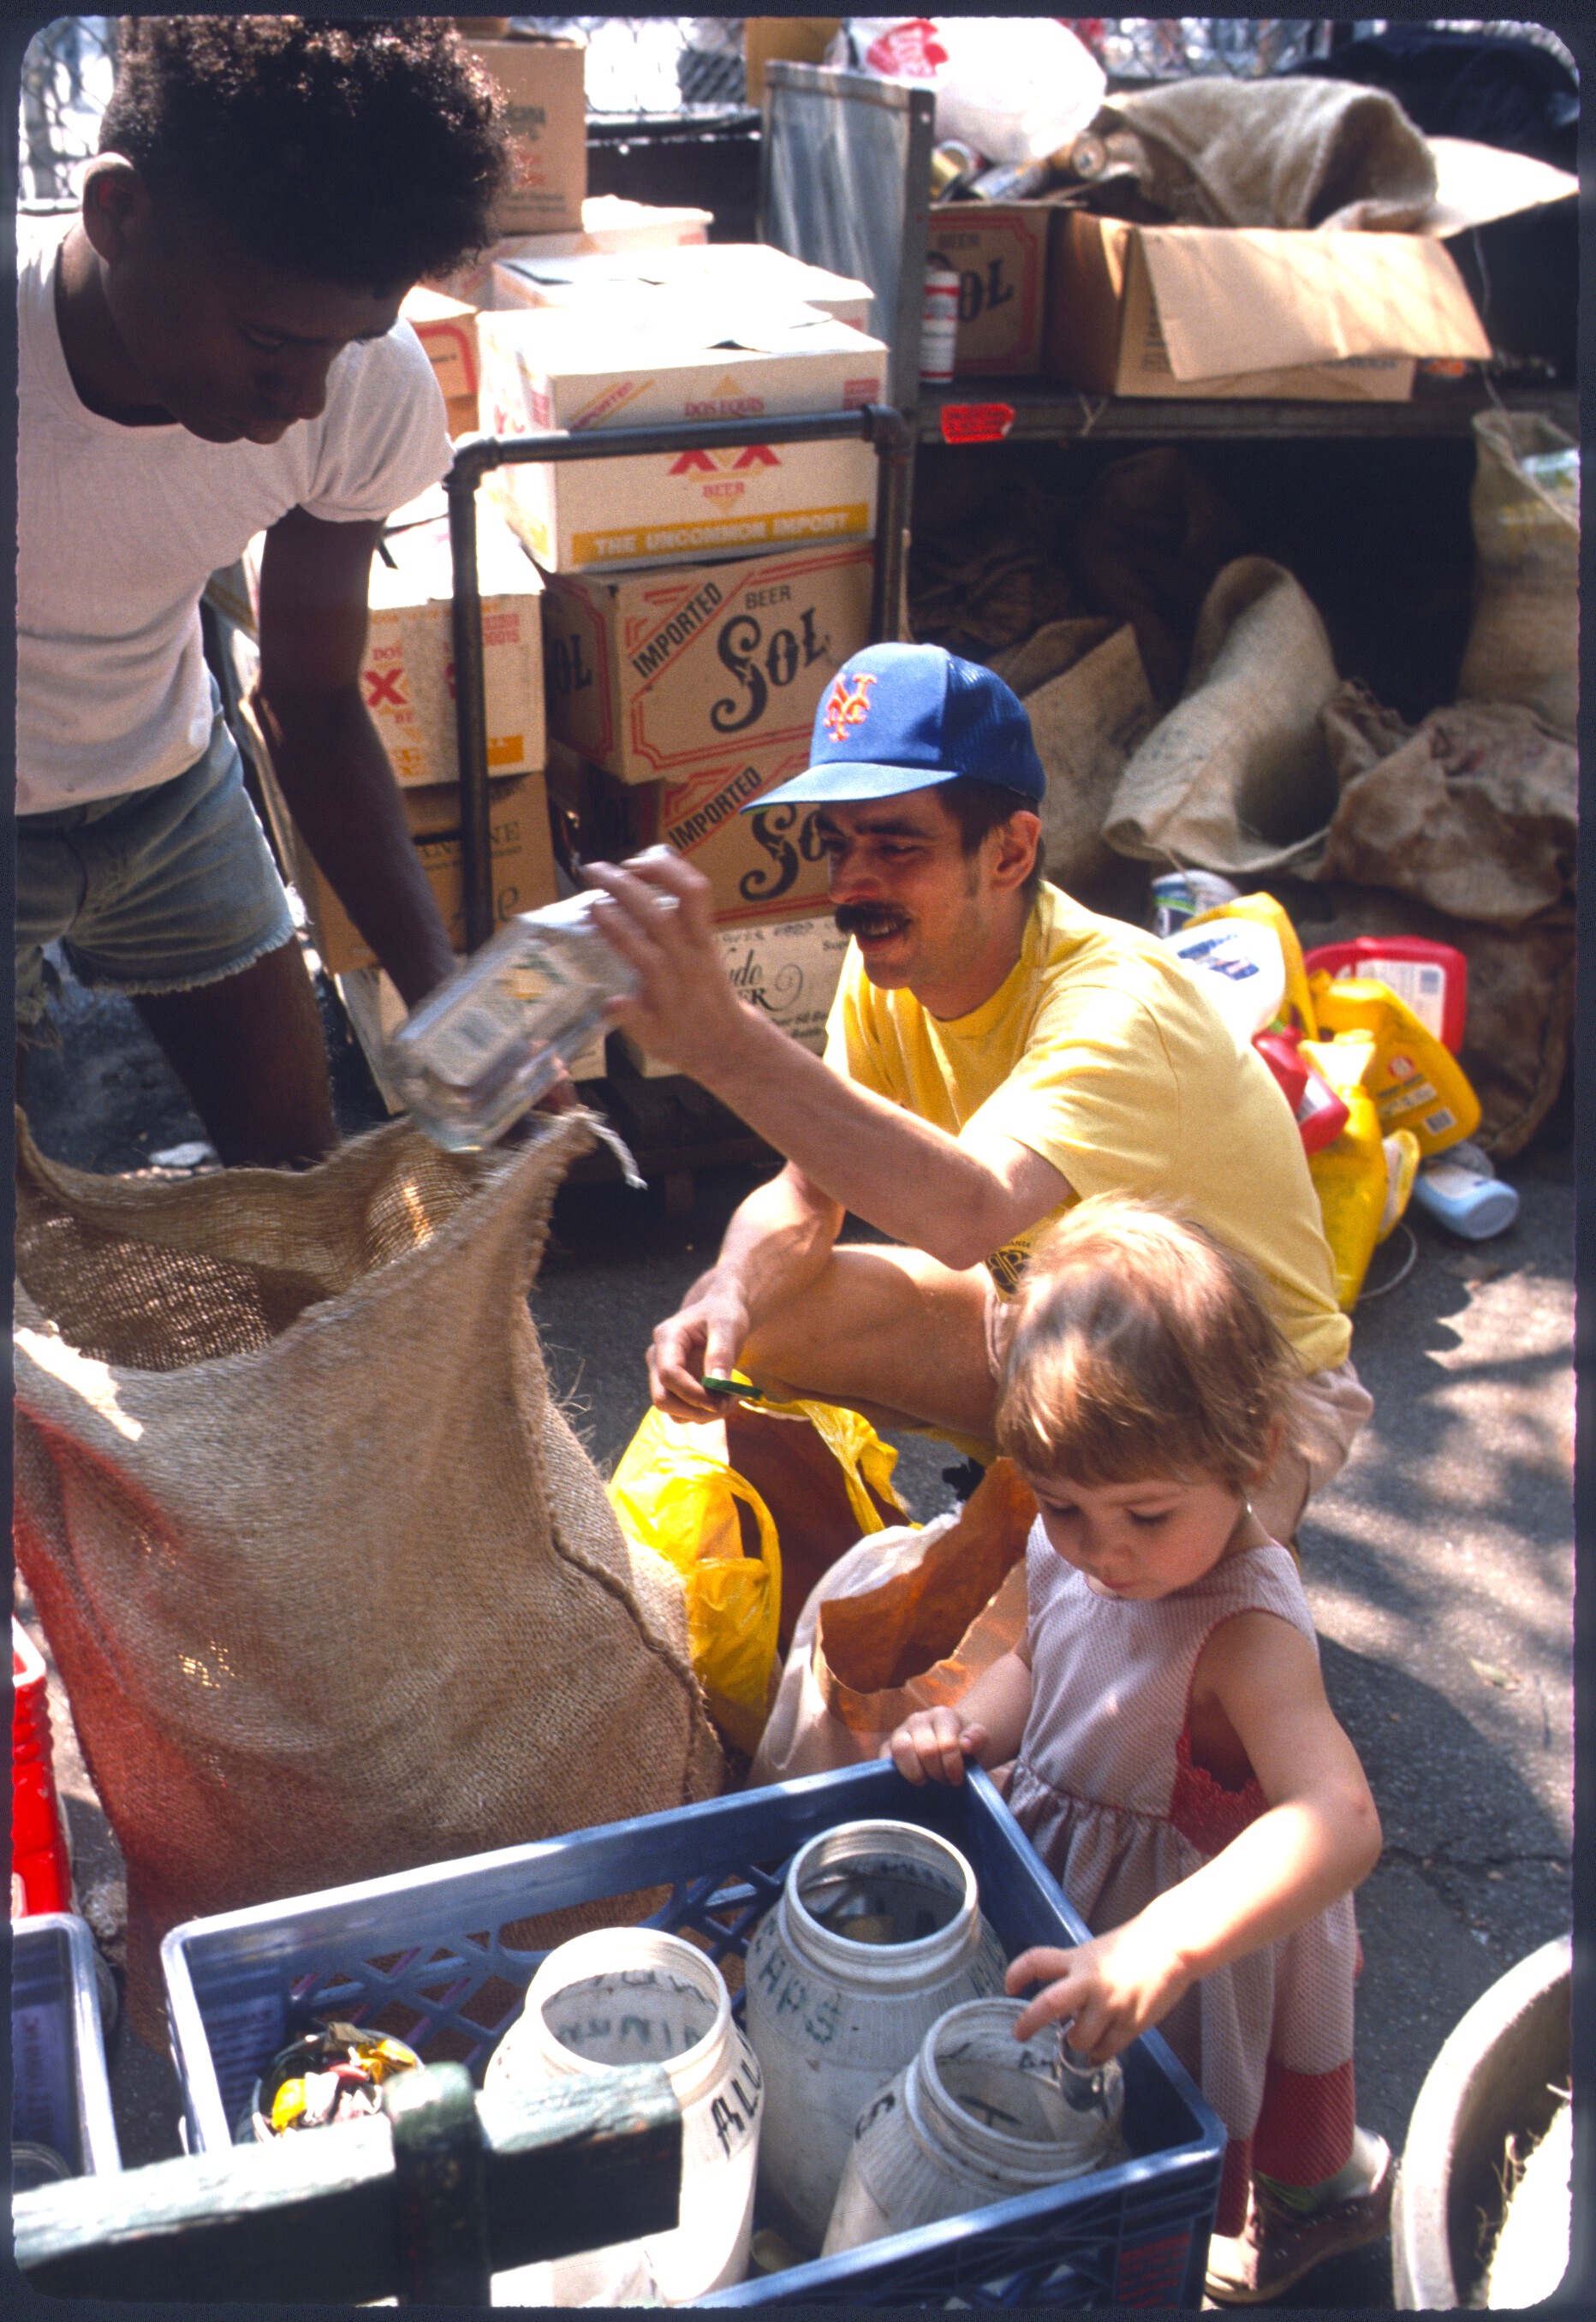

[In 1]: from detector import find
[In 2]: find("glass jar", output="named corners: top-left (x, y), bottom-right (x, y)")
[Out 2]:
top-left (386, 888), bottom-right (646, 1151)
top-left (741, 1819), bottom-right (1007, 2254)
top-left (823, 1998), bottom-right (1125, 2254)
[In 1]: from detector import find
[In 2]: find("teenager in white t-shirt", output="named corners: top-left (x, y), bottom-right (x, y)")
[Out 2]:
top-left (16, 19), bottom-right (513, 1165)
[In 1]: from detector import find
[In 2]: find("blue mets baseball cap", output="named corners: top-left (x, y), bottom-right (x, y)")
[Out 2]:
top-left (741, 642), bottom-right (1046, 812)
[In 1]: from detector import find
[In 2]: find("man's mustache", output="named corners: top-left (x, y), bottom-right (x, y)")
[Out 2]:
top-left (834, 903), bottom-right (912, 939)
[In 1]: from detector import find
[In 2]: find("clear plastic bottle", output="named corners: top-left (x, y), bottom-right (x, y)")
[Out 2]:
top-left (386, 888), bottom-right (643, 1151)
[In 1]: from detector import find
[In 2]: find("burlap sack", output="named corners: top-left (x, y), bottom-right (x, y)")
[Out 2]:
top-left (1457, 410), bottom-right (1579, 739)
top-left (1068, 449), bottom-right (1244, 710)
top-left (748, 1462), bottom-right (1037, 1788)
top-left (13, 1111), bottom-right (724, 2039)
top-left (1100, 76), bottom-right (1438, 231)
top-left (991, 618), bottom-right (1158, 920)
top-left (1315, 684), bottom-right (1577, 929)
top-left (1103, 557), bottom-right (1342, 879)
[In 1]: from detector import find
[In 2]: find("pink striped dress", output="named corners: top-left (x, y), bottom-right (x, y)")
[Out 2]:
top-left (1005, 1525), bottom-right (1359, 2235)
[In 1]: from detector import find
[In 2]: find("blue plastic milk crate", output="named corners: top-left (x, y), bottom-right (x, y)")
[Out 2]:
top-left (11, 1912), bottom-right (122, 2181)
top-left (162, 1761), bottom-right (1224, 2306)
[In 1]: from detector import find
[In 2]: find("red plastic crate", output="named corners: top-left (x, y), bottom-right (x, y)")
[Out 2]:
top-left (12, 1619), bottom-right (72, 1918)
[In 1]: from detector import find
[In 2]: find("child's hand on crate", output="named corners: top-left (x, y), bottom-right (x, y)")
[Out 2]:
top-left (884, 1705), bottom-right (989, 1786)
top-left (884, 1650), bottom-right (1033, 1785)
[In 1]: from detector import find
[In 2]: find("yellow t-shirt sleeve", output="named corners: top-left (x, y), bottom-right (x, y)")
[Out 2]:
top-left (963, 980), bottom-right (1182, 1200)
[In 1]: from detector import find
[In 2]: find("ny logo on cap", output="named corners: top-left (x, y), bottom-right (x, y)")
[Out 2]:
top-left (823, 671), bottom-right (877, 744)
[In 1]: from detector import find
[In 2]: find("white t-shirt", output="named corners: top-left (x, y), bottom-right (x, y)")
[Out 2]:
top-left (16, 215), bottom-right (453, 815)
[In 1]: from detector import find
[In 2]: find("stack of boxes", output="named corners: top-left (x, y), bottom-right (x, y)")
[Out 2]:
top-left (233, 29), bottom-right (889, 1107)
top-left (466, 173), bottom-right (887, 1081)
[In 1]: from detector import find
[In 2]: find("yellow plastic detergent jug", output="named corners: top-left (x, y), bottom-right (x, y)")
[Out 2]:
top-left (1301, 1039), bottom-right (1421, 1309)
top-left (1302, 1037), bottom-right (1385, 1310)
top-left (1307, 974), bottom-right (1480, 1157)
top-left (1187, 891), bottom-right (1318, 1039)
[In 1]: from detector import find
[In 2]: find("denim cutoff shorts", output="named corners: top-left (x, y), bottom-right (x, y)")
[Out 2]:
top-left (17, 683), bottom-right (295, 1027)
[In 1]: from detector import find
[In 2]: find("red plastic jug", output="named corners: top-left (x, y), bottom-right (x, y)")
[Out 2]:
top-left (1302, 938), bottom-right (1467, 1054)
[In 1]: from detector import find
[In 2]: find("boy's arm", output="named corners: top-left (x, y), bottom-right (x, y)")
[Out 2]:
top-left (255, 506), bottom-right (456, 1008)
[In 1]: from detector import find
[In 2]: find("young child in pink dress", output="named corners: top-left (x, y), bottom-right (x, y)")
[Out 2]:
top-left (888, 1196), bottom-right (1389, 2304)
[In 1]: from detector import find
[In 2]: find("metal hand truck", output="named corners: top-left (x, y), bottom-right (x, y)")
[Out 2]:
top-left (444, 402), bottom-right (915, 950)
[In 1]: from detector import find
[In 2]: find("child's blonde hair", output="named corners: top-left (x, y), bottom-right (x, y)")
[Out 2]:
top-left (995, 1196), bottom-right (1298, 1492)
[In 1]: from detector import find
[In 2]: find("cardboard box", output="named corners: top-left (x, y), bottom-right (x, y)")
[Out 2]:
top-left (494, 242), bottom-right (874, 331)
top-left (744, 18), bottom-right (842, 104)
top-left (365, 503), bottom-right (546, 786)
top-left (402, 283), bottom-right (480, 405)
top-left (546, 737), bottom-right (832, 928)
top-left (430, 203), bottom-right (712, 306)
top-left (477, 306), bottom-right (888, 573)
top-left (617, 911), bottom-right (851, 1076)
top-left (468, 37), bottom-right (587, 236)
top-left (541, 541), bottom-right (872, 784)
top-left (1045, 212), bottom-right (1491, 401)
top-left (926, 201), bottom-right (1052, 378)
top-left (253, 741), bottom-right (557, 976)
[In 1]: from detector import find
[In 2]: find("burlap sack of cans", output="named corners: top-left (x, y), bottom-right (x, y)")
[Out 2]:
top-left (13, 1110), bottom-right (724, 2039)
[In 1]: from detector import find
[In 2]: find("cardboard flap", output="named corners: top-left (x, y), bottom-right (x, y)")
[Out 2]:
top-left (1420, 135), bottom-right (1580, 235)
top-left (1140, 226), bottom-right (1491, 378)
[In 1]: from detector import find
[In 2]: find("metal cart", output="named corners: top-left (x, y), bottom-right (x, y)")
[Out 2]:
top-left (439, 401), bottom-right (914, 1201)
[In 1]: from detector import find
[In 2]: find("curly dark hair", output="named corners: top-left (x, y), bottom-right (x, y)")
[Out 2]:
top-left (99, 17), bottom-right (514, 293)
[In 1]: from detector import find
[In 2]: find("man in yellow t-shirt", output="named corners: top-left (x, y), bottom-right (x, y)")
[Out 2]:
top-left (586, 643), bottom-right (1370, 1539)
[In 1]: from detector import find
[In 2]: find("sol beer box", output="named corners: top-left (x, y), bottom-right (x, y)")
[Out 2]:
top-left (476, 305), bottom-right (888, 574)
top-left (467, 37), bottom-right (587, 236)
top-left (545, 737), bottom-right (831, 929)
top-left (366, 502), bottom-right (546, 787)
top-left (925, 201), bottom-right (1052, 377)
top-left (541, 541), bottom-right (872, 786)
top-left (616, 911), bottom-right (852, 1077)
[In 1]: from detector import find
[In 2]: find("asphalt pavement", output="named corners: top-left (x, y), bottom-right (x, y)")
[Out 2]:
top-left (14, 967), bottom-right (1575, 2304)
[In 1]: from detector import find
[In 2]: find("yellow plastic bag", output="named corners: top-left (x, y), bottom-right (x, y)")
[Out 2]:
top-left (608, 1398), bottom-right (905, 1757)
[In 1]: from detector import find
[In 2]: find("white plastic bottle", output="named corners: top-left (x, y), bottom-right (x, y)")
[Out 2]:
top-left (1410, 1140), bottom-right (1520, 1240)
top-left (823, 2001), bottom-right (1125, 2254)
top-left (484, 1927), bottom-right (762, 2304)
top-left (1161, 915), bottom-right (1287, 1050)
top-left (741, 1819), bottom-right (1007, 2253)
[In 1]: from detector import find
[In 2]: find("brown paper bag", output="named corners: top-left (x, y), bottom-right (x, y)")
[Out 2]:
top-left (748, 1462), bottom-right (1038, 1786)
